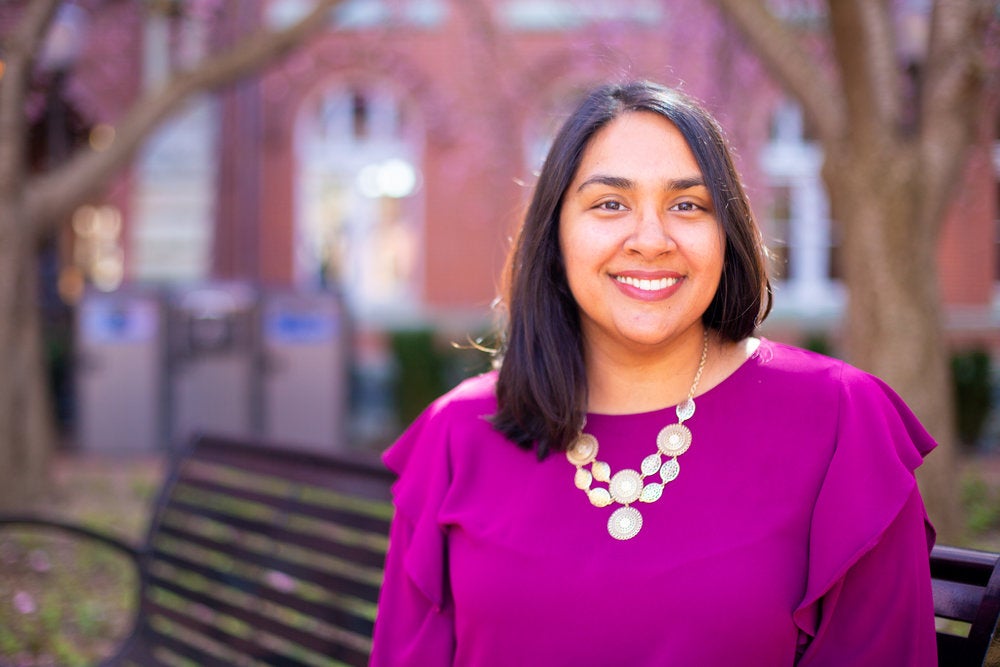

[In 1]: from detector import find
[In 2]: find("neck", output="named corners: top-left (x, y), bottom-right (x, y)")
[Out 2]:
top-left (584, 327), bottom-right (711, 415)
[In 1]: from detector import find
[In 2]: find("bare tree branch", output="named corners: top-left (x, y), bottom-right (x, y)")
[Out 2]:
top-left (0, 0), bottom-right (61, 198)
top-left (828, 0), bottom-right (901, 143)
top-left (22, 0), bottom-right (345, 234)
top-left (708, 0), bottom-right (845, 144)
top-left (917, 0), bottom-right (994, 232)
top-left (0, 0), bottom-right (61, 61)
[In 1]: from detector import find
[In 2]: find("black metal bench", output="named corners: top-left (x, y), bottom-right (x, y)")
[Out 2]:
top-left (3, 435), bottom-right (1000, 667)
top-left (0, 434), bottom-right (395, 667)
top-left (932, 544), bottom-right (1000, 666)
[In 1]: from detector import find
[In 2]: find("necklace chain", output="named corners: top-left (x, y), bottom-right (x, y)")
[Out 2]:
top-left (566, 332), bottom-right (710, 541)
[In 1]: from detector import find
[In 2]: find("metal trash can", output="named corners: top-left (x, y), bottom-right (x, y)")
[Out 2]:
top-left (261, 290), bottom-right (347, 451)
top-left (75, 288), bottom-right (165, 452)
top-left (168, 283), bottom-right (257, 447)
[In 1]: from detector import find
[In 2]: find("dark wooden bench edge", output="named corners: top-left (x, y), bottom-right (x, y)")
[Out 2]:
top-left (931, 544), bottom-right (1000, 666)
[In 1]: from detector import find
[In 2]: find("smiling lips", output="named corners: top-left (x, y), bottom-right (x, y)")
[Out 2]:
top-left (613, 274), bottom-right (680, 292)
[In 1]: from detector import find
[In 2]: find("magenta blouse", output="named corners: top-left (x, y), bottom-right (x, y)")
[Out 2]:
top-left (370, 339), bottom-right (938, 666)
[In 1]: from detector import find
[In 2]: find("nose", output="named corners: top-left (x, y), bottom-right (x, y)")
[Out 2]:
top-left (624, 206), bottom-right (675, 257)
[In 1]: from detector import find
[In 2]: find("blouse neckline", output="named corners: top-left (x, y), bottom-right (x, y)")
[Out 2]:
top-left (584, 337), bottom-right (769, 422)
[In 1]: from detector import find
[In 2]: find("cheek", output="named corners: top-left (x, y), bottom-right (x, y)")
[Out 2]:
top-left (559, 223), bottom-right (594, 281)
top-left (556, 225), bottom-right (572, 278)
top-left (711, 236), bottom-right (726, 274)
top-left (677, 225), bottom-right (725, 266)
top-left (557, 223), bottom-right (584, 301)
top-left (703, 226), bottom-right (726, 272)
top-left (706, 236), bottom-right (727, 295)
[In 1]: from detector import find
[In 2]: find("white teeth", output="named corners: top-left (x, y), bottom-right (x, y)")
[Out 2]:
top-left (615, 275), bottom-right (679, 291)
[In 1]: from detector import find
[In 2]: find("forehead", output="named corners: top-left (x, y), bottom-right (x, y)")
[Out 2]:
top-left (573, 111), bottom-right (702, 183)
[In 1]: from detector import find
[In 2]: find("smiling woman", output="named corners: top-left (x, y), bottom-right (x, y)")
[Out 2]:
top-left (370, 81), bottom-right (939, 667)
top-left (558, 111), bottom-right (725, 404)
top-left (495, 83), bottom-right (770, 453)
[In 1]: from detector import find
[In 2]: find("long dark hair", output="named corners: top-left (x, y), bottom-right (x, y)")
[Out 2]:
top-left (492, 80), bottom-right (772, 459)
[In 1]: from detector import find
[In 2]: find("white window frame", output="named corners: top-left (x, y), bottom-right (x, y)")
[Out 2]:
top-left (760, 102), bottom-right (844, 318)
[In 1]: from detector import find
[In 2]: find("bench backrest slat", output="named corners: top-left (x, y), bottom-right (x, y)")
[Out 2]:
top-left (145, 597), bottom-right (297, 666)
top-left (157, 497), bottom-right (387, 590)
top-left (147, 567), bottom-right (370, 665)
top-left (124, 434), bottom-right (395, 667)
top-left (175, 472), bottom-right (391, 535)
top-left (148, 531), bottom-right (379, 633)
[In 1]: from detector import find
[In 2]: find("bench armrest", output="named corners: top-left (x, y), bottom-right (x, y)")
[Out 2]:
top-left (0, 514), bottom-right (142, 563)
top-left (930, 543), bottom-right (1000, 666)
top-left (0, 513), bottom-right (148, 665)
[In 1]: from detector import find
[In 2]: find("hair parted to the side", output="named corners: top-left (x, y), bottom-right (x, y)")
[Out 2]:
top-left (491, 80), bottom-right (772, 459)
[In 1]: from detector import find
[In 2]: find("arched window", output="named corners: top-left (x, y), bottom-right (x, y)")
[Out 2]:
top-left (294, 83), bottom-right (423, 323)
top-left (130, 9), bottom-right (217, 283)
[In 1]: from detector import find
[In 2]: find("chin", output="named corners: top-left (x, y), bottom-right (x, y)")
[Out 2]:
top-left (620, 332), bottom-right (679, 349)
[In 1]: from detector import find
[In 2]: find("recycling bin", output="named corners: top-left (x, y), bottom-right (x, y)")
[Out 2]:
top-left (168, 283), bottom-right (258, 447)
top-left (75, 288), bottom-right (165, 452)
top-left (261, 290), bottom-right (347, 451)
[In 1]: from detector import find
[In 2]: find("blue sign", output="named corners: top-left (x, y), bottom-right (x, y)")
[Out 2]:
top-left (266, 310), bottom-right (338, 344)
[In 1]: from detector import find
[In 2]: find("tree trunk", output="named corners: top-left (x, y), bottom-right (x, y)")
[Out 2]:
top-left (0, 0), bottom-right (59, 512)
top-left (824, 143), bottom-right (963, 541)
top-left (706, 0), bottom-right (993, 544)
top-left (0, 210), bottom-right (56, 511)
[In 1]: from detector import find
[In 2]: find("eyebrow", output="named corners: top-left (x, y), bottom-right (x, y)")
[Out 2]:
top-left (575, 174), bottom-right (707, 193)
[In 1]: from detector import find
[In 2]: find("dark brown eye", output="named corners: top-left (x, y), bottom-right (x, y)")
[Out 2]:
top-left (671, 201), bottom-right (701, 212)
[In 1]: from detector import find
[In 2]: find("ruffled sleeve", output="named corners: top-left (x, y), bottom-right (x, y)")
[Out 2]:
top-left (370, 400), bottom-right (456, 667)
top-left (793, 369), bottom-right (938, 666)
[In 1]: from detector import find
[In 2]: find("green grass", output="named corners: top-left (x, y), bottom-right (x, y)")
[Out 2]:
top-left (0, 451), bottom-right (164, 666)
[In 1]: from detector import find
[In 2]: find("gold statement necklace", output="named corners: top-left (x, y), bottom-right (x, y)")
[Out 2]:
top-left (566, 332), bottom-right (709, 541)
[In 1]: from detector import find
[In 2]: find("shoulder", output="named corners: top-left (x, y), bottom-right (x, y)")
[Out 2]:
top-left (751, 338), bottom-right (935, 457)
top-left (756, 338), bottom-right (907, 399)
top-left (753, 337), bottom-right (897, 389)
top-left (422, 371), bottom-right (499, 421)
top-left (383, 371), bottom-right (499, 475)
top-left (750, 338), bottom-right (871, 396)
top-left (744, 338), bottom-right (916, 424)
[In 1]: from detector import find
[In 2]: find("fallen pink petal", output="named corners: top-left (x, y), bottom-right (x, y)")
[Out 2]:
top-left (12, 591), bottom-right (36, 615)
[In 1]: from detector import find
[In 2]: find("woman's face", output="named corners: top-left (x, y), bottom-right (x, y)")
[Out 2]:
top-left (558, 111), bottom-right (725, 358)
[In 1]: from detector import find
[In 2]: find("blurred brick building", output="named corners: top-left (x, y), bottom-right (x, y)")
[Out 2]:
top-left (6, 0), bottom-right (1000, 443)
top-left (29, 1), bottom-right (994, 336)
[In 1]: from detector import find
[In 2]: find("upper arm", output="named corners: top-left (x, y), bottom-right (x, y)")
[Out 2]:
top-left (796, 486), bottom-right (937, 667)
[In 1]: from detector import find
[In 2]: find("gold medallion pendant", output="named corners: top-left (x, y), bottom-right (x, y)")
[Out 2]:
top-left (565, 333), bottom-right (708, 541)
top-left (608, 506), bottom-right (643, 541)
